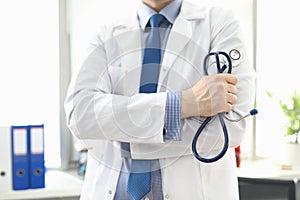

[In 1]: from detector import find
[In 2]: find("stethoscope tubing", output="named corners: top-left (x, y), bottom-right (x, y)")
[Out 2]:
top-left (192, 51), bottom-right (232, 163)
top-left (203, 51), bottom-right (232, 75)
top-left (192, 113), bottom-right (229, 163)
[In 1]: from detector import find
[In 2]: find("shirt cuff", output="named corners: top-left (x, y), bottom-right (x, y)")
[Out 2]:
top-left (163, 92), bottom-right (181, 141)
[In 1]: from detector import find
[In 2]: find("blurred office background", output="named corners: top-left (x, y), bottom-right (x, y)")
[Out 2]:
top-left (0, 0), bottom-right (300, 199)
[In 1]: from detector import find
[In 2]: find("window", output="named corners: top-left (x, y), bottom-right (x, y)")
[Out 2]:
top-left (256, 0), bottom-right (300, 160)
top-left (0, 0), bottom-right (60, 168)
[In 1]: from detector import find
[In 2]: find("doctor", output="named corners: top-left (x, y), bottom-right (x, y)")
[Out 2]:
top-left (65, 0), bottom-right (255, 199)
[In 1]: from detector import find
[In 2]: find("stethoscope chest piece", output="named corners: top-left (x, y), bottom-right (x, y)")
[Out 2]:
top-left (229, 49), bottom-right (241, 67)
top-left (229, 49), bottom-right (241, 60)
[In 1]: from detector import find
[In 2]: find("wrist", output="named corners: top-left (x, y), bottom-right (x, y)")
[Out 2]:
top-left (180, 89), bottom-right (197, 119)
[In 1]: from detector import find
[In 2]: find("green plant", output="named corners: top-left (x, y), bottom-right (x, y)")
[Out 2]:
top-left (279, 90), bottom-right (300, 144)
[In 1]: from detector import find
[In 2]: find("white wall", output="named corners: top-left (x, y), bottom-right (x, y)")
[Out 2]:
top-left (0, 0), bottom-right (61, 168)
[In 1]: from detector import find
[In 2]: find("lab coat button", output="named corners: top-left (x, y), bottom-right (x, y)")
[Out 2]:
top-left (108, 190), bottom-right (112, 195)
top-left (165, 194), bottom-right (170, 199)
top-left (163, 128), bottom-right (167, 135)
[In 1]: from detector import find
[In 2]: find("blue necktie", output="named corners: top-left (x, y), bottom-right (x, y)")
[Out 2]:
top-left (126, 14), bottom-right (165, 200)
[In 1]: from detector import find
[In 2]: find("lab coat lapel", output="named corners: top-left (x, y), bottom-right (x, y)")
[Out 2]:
top-left (158, 16), bottom-right (192, 92)
top-left (110, 1), bottom-right (206, 94)
top-left (111, 16), bottom-right (143, 95)
top-left (158, 1), bottom-right (205, 92)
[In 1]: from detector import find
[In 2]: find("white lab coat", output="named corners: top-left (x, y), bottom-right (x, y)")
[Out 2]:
top-left (64, 0), bottom-right (256, 199)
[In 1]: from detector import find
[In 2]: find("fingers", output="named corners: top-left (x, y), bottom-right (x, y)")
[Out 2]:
top-left (227, 92), bottom-right (237, 104)
top-left (225, 75), bottom-right (238, 111)
top-left (226, 92), bottom-right (237, 113)
top-left (180, 74), bottom-right (239, 118)
top-left (226, 83), bottom-right (238, 95)
top-left (221, 73), bottom-right (238, 85)
top-left (217, 74), bottom-right (238, 113)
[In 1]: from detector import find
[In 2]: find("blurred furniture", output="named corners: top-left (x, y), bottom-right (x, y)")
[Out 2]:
top-left (0, 170), bottom-right (82, 200)
top-left (239, 177), bottom-right (297, 200)
top-left (238, 159), bottom-right (300, 200)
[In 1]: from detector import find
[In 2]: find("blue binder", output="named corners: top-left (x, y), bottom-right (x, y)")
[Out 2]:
top-left (11, 126), bottom-right (30, 190)
top-left (28, 124), bottom-right (45, 189)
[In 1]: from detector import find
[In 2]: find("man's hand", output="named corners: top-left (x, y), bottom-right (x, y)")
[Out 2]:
top-left (181, 74), bottom-right (238, 118)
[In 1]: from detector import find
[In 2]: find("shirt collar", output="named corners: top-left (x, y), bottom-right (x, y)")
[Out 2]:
top-left (137, 0), bottom-right (182, 30)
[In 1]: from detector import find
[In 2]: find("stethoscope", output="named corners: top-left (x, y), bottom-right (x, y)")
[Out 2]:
top-left (191, 49), bottom-right (258, 163)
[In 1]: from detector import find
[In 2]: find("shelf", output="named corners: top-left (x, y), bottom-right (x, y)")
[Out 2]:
top-left (0, 170), bottom-right (83, 200)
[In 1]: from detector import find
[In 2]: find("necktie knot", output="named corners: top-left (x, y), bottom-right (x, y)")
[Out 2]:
top-left (149, 14), bottom-right (165, 28)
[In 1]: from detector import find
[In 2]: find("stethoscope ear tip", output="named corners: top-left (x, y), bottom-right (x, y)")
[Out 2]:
top-left (250, 109), bottom-right (258, 116)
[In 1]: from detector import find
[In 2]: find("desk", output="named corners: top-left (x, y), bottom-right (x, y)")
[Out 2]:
top-left (0, 170), bottom-right (83, 200)
top-left (237, 159), bottom-right (300, 200)
top-left (238, 159), bottom-right (300, 179)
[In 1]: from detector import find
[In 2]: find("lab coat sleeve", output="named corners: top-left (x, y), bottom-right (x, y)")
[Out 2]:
top-left (207, 7), bottom-right (256, 147)
top-left (64, 27), bottom-right (167, 144)
top-left (130, 6), bottom-right (256, 159)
